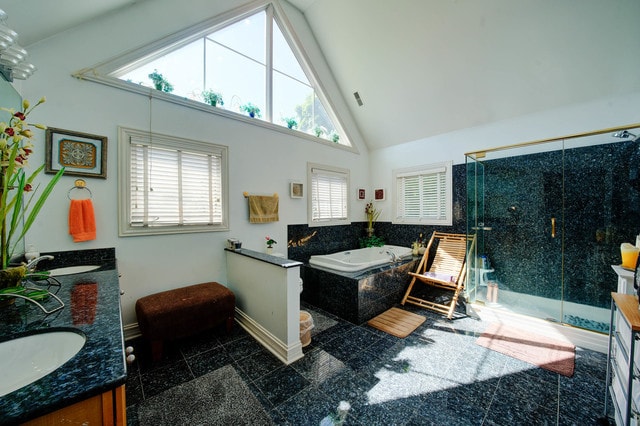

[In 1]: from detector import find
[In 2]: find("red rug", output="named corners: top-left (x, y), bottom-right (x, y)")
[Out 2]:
top-left (476, 322), bottom-right (575, 377)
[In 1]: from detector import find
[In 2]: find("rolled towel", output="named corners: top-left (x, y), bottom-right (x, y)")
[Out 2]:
top-left (69, 199), bottom-right (96, 242)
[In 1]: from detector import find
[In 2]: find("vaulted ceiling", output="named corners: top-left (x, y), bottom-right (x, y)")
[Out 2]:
top-left (3, 0), bottom-right (640, 150)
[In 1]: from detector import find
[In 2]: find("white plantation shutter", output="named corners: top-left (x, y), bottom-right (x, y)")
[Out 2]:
top-left (309, 164), bottom-right (349, 224)
top-left (120, 127), bottom-right (228, 236)
top-left (395, 162), bottom-right (452, 225)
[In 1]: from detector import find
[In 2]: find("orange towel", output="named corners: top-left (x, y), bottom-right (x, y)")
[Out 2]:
top-left (69, 199), bottom-right (96, 242)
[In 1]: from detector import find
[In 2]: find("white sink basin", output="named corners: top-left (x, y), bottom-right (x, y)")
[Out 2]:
top-left (0, 330), bottom-right (86, 397)
top-left (48, 265), bottom-right (101, 276)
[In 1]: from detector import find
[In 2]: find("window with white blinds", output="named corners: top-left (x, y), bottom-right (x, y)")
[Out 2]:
top-left (393, 162), bottom-right (452, 225)
top-left (308, 163), bottom-right (349, 226)
top-left (118, 127), bottom-right (229, 236)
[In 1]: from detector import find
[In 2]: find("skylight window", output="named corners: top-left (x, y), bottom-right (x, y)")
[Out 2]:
top-left (112, 4), bottom-right (348, 146)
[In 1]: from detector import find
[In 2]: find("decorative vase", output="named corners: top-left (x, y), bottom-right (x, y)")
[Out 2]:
top-left (366, 227), bottom-right (374, 237)
top-left (266, 246), bottom-right (273, 254)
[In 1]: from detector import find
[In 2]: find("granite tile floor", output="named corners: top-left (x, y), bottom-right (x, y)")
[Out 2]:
top-left (124, 303), bottom-right (611, 425)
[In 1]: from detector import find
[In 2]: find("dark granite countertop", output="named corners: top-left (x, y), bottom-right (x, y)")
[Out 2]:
top-left (225, 247), bottom-right (303, 268)
top-left (0, 249), bottom-right (125, 424)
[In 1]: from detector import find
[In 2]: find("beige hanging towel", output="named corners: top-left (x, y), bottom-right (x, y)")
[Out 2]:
top-left (248, 194), bottom-right (279, 223)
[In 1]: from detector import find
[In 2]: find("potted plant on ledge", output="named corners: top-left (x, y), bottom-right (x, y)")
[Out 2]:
top-left (265, 236), bottom-right (277, 254)
top-left (241, 103), bottom-right (261, 118)
top-left (202, 90), bottom-right (224, 107)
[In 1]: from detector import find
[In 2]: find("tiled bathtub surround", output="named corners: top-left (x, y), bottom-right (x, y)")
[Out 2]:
top-left (302, 258), bottom-right (418, 324)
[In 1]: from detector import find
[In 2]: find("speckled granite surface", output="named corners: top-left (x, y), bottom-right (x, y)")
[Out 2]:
top-left (302, 258), bottom-right (419, 323)
top-left (0, 248), bottom-right (125, 424)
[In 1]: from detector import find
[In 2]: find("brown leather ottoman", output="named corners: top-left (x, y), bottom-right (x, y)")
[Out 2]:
top-left (135, 282), bottom-right (235, 361)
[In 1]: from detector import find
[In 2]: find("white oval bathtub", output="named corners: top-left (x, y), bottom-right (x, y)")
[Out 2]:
top-left (309, 245), bottom-right (413, 272)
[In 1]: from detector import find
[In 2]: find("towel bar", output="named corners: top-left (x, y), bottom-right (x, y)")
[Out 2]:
top-left (243, 191), bottom-right (278, 198)
top-left (67, 179), bottom-right (92, 199)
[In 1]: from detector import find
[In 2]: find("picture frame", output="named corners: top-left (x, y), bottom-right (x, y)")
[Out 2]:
top-left (45, 127), bottom-right (107, 179)
top-left (358, 188), bottom-right (366, 200)
top-left (374, 188), bottom-right (385, 201)
top-left (290, 181), bottom-right (303, 198)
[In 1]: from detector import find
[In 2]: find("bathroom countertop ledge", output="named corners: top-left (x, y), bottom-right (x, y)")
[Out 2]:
top-left (0, 259), bottom-right (125, 424)
top-left (225, 247), bottom-right (303, 268)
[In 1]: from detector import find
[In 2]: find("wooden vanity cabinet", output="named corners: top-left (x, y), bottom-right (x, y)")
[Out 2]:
top-left (21, 385), bottom-right (126, 426)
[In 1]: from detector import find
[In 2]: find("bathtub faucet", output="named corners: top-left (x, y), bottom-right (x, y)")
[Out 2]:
top-left (386, 250), bottom-right (400, 263)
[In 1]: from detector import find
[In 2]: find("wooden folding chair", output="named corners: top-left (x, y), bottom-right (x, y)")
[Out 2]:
top-left (401, 231), bottom-right (475, 319)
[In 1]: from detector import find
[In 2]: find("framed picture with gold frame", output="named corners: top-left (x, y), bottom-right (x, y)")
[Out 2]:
top-left (45, 127), bottom-right (107, 179)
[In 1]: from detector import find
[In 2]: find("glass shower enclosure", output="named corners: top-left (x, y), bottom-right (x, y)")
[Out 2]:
top-left (466, 124), bottom-right (640, 333)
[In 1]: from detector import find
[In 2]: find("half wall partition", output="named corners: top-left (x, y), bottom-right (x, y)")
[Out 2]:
top-left (466, 124), bottom-right (640, 333)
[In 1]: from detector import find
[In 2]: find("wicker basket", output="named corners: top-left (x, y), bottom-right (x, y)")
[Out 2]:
top-left (300, 311), bottom-right (314, 347)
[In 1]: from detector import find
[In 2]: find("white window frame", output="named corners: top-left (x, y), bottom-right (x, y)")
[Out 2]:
top-left (73, 1), bottom-right (357, 153)
top-left (307, 162), bottom-right (350, 227)
top-left (393, 161), bottom-right (452, 226)
top-left (118, 126), bottom-right (229, 236)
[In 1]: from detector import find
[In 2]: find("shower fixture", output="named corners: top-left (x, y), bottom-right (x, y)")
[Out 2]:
top-left (613, 130), bottom-right (640, 142)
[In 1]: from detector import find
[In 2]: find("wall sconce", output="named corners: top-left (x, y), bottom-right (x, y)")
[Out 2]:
top-left (0, 9), bottom-right (36, 81)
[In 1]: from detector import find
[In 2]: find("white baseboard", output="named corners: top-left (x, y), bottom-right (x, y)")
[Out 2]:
top-left (234, 308), bottom-right (304, 365)
top-left (471, 303), bottom-right (609, 353)
top-left (122, 310), bottom-right (305, 364)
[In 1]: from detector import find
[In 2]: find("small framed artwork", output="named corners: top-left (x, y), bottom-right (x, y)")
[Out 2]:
top-left (290, 182), bottom-right (303, 198)
top-left (45, 127), bottom-right (107, 179)
top-left (358, 188), bottom-right (366, 200)
top-left (374, 188), bottom-right (385, 201)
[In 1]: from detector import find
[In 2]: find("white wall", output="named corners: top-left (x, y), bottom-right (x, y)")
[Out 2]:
top-left (12, 0), bottom-right (640, 330)
top-left (369, 91), bottom-right (640, 222)
top-left (17, 0), bottom-right (369, 327)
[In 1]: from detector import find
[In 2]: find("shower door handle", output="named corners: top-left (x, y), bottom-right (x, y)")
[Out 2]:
top-left (551, 217), bottom-right (556, 238)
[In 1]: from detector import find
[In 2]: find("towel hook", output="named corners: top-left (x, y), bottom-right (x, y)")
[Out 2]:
top-left (67, 179), bottom-right (92, 200)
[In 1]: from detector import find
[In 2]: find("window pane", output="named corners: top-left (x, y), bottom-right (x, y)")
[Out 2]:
top-left (205, 38), bottom-right (265, 117)
top-left (207, 11), bottom-right (265, 64)
top-left (120, 39), bottom-right (204, 100)
top-left (395, 163), bottom-right (451, 225)
top-left (273, 20), bottom-right (307, 82)
top-left (311, 168), bottom-right (348, 222)
top-left (273, 70), bottom-right (312, 127)
top-left (129, 142), bottom-right (224, 228)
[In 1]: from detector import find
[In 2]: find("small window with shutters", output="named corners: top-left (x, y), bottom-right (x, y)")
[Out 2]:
top-left (118, 126), bottom-right (229, 236)
top-left (307, 162), bottom-right (350, 226)
top-left (393, 162), bottom-right (452, 226)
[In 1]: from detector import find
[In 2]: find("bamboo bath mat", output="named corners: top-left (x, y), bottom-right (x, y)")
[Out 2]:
top-left (367, 307), bottom-right (426, 338)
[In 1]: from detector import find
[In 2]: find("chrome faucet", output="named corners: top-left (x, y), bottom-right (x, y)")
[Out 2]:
top-left (25, 255), bottom-right (54, 272)
top-left (386, 250), bottom-right (400, 263)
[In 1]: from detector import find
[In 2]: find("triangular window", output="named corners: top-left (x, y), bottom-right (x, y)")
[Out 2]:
top-left (79, 3), bottom-right (350, 147)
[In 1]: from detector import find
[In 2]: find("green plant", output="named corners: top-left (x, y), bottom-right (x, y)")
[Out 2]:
top-left (241, 103), bottom-right (261, 118)
top-left (330, 132), bottom-right (340, 143)
top-left (265, 236), bottom-right (277, 248)
top-left (359, 235), bottom-right (385, 248)
top-left (314, 125), bottom-right (326, 138)
top-left (148, 69), bottom-right (174, 93)
top-left (202, 90), bottom-right (224, 107)
top-left (283, 117), bottom-right (298, 129)
top-left (0, 98), bottom-right (64, 270)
